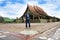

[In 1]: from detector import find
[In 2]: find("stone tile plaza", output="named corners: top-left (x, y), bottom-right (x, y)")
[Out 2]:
top-left (0, 22), bottom-right (60, 40)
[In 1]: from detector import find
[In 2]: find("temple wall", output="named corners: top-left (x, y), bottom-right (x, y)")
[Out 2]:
top-left (18, 18), bottom-right (59, 23)
top-left (40, 19), bottom-right (47, 23)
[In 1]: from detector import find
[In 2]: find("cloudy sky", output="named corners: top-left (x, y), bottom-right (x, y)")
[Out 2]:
top-left (0, 0), bottom-right (60, 19)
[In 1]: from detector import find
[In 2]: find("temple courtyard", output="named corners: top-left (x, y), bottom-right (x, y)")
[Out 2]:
top-left (0, 22), bottom-right (60, 40)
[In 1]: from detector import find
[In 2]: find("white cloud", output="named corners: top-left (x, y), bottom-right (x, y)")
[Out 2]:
top-left (27, 1), bottom-right (38, 6)
top-left (0, 11), bottom-right (6, 17)
top-left (36, 0), bottom-right (60, 18)
top-left (0, 2), bottom-right (27, 19)
top-left (0, 0), bottom-right (60, 18)
top-left (0, 0), bottom-right (5, 3)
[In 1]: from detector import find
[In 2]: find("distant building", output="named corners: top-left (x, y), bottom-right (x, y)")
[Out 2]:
top-left (20, 5), bottom-right (60, 23)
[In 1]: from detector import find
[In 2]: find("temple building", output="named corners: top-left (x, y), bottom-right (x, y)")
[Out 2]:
top-left (20, 5), bottom-right (60, 23)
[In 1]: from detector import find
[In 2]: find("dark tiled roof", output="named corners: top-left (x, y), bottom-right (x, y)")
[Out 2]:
top-left (23, 5), bottom-right (49, 17)
top-left (28, 5), bottom-right (48, 16)
top-left (28, 5), bottom-right (39, 15)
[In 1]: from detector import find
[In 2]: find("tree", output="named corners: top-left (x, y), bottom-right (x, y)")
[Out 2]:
top-left (0, 16), bottom-right (4, 23)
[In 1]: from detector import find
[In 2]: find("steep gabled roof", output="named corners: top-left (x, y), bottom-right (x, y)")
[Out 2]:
top-left (28, 5), bottom-right (39, 15)
top-left (34, 6), bottom-right (48, 16)
top-left (23, 5), bottom-right (49, 17)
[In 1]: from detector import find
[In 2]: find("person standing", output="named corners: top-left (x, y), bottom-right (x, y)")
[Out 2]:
top-left (25, 13), bottom-right (30, 29)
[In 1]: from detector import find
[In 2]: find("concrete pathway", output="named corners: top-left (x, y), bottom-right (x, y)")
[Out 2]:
top-left (0, 22), bottom-right (60, 40)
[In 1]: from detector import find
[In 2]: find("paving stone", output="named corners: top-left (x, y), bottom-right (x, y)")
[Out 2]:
top-left (0, 33), bottom-right (23, 40)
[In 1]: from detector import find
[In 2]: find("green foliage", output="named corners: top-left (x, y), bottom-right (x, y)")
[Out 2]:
top-left (4, 17), bottom-right (14, 23)
top-left (0, 16), bottom-right (4, 23)
top-left (13, 17), bottom-right (23, 23)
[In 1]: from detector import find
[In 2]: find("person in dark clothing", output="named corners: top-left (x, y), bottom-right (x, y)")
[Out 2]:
top-left (25, 13), bottom-right (30, 29)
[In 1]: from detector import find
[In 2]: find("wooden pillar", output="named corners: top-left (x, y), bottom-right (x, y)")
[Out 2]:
top-left (39, 16), bottom-right (40, 23)
top-left (22, 17), bottom-right (24, 23)
top-left (33, 15), bottom-right (34, 21)
top-left (40, 16), bottom-right (42, 23)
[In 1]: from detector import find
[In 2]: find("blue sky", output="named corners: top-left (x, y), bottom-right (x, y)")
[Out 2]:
top-left (0, 0), bottom-right (60, 18)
